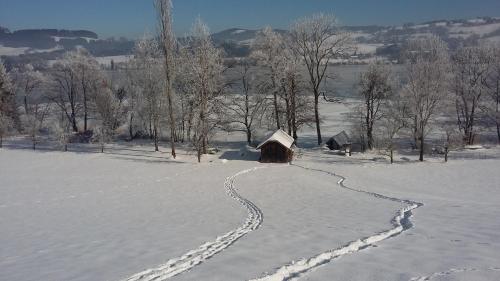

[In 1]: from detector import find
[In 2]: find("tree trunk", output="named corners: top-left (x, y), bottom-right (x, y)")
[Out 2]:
top-left (497, 123), bottom-right (500, 144)
top-left (166, 82), bottom-right (176, 159)
top-left (390, 148), bottom-right (394, 164)
top-left (0, 135), bottom-right (2, 148)
top-left (202, 136), bottom-right (207, 155)
top-left (273, 91), bottom-right (280, 129)
top-left (246, 127), bottom-right (252, 145)
top-left (197, 144), bottom-right (201, 163)
top-left (71, 113), bottom-right (78, 133)
top-left (445, 146), bottom-right (449, 163)
top-left (419, 135), bottom-right (424, 162)
top-left (314, 93), bottom-right (322, 145)
top-left (367, 128), bottom-right (373, 150)
top-left (154, 125), bottom-right (159, 152)
top-left (129, 114), bottom-right (134, 140)
top-left (83, 95), bottom-right (88, 132)
top-left (24, 96), bottom-right (28, 114)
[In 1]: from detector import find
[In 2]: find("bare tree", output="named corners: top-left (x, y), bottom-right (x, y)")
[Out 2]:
top-left (379, 96), bottom-right (408, 164)
top-left (73, 49), bottom-right (100, 132)
top-left (50, 52), bottom-right (82, 132)
top-left (451, 45), bottom-right (492, 145)
top-left (358, 62), bottom-right (393, 150)
top-left (252, 27), bottom-right (285, 129)
top-left (223, 61), bottom-right (268, 145)
top-left (290, 13), bottom-right (353, 145)
top-left (402, 35), bottom-right (450, 161)
top-left (155, 0), bottom-right (177, 159)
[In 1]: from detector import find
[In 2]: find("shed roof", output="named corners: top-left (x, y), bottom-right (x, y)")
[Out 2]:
top-left (257, 129), bottom-right (295, 150)
top-left (330, 131), bottom-right (351, 145)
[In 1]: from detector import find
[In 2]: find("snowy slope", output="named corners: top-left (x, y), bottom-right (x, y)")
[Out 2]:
top-left (2, 142), bottom-right (500, 281)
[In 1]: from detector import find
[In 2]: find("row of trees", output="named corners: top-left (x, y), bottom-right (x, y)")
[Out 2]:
top-left (2, 4), bottom-right (499, 162)
top-left (355, 35), bottom-right (500, 162)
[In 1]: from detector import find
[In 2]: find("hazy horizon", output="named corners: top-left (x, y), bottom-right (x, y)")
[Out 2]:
top-left (1, 0), bottom-right (500, 39)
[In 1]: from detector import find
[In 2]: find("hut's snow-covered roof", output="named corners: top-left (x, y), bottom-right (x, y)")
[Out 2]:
top-left (330, 131), bottom-right (351, 146)
top-left (257, 129), bottom-right (295, 150)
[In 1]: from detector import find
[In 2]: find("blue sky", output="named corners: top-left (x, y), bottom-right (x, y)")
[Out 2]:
top-left (1, 0), bottom-right (500, 38)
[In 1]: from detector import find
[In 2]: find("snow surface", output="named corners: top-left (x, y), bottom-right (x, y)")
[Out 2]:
top-left (51, 36), bottom-right (97, 43)
top-left (0, 45), bottom-right (62, 57)
top-left (232, 29), bottom-right (248, 35)
top-left (1, 99), bottom-right (500, 281)
top-left (95, 55), bottom-right (134, 66)
top-left (0, 45), bottom-right (30, 56)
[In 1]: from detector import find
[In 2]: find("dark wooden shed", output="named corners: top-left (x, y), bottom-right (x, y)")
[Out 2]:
top-left (257, 130), bottom-right (294, 163)
top-left (327, 131), bottom-right (352, 151)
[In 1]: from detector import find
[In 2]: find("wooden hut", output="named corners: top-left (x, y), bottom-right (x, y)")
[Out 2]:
top-left (327, 131), bottom-right (352, 154)
top-left (257, 129), bottom-right (294, 163)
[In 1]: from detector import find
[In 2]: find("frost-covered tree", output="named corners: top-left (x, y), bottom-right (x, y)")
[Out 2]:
top-left (252, 26), bottom-right (285, 129)
top-left (10, 64), bottom-right (45, 114)
top-left (402, 35), bottom-right (450, 161)
top-left (185, 18), bottom-right (225, 162)
top-left (0, 60), bottom-right (19, 127)
top-left (22, 102), bottom-right (48, 150)
top-left (485, 45), bottom-right (500, 143)
top-left (94, 86), bottom-right (123, 153)
top-left (278, 49), bottom-right (315, 142)
top-left (155, 0), bottom-right (177, 158)
top-left (451, 45), bottom-right (493, 145)
top-left (50, 49), bottom-right (100, 133)
top-left (128, 35), bottom-right (165, 150)
top-left (72, 49), bottom-right (100, 132)
top-left (358, 62), bottom-right (393, 150)
top-left (290, 13), bottom-right (353, 145)
top-left (0, 112), bottom-right (14, 148)
top-left (52, 119), bottom-right (71, 152)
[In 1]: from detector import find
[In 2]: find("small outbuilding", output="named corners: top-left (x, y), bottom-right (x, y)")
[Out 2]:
top-left (257, 129), bottom-right (295, 163)
top-left (327, 131), bottom-right (352, 152)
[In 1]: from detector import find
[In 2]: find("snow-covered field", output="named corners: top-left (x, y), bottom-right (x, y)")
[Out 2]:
top-left (0, 45), bottom-right (63, 57)
top-left (1, 143), bottom-right (499, 281)
top-left (1, 100), bottom-right (500, 281)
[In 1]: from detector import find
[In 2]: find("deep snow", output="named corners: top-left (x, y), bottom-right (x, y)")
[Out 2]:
top-left (1, 144), bottom-right (500, 281)
top-left (1, 100), bottom-right (500, 281)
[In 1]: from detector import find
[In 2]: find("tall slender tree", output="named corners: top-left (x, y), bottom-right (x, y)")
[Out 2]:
top-left (155, 0), bottom-right (177, 159)
top-left (358, 62), bottom-right (393, 150)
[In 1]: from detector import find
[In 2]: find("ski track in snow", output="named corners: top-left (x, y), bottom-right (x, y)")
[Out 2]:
top-left (249, 164), bottom-right (424, 281)
top-left (121, 167), bottom-right (266, 281)
top-left (408, 267), bottom-right (500, 281)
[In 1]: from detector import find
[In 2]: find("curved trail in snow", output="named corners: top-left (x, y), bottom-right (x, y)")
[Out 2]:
top-left (409, 267), bottom-right (500, 281)
top-left (250, 164), bottom-right (424, 281)
top-left (121, 167), bottom-right (265, 281)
